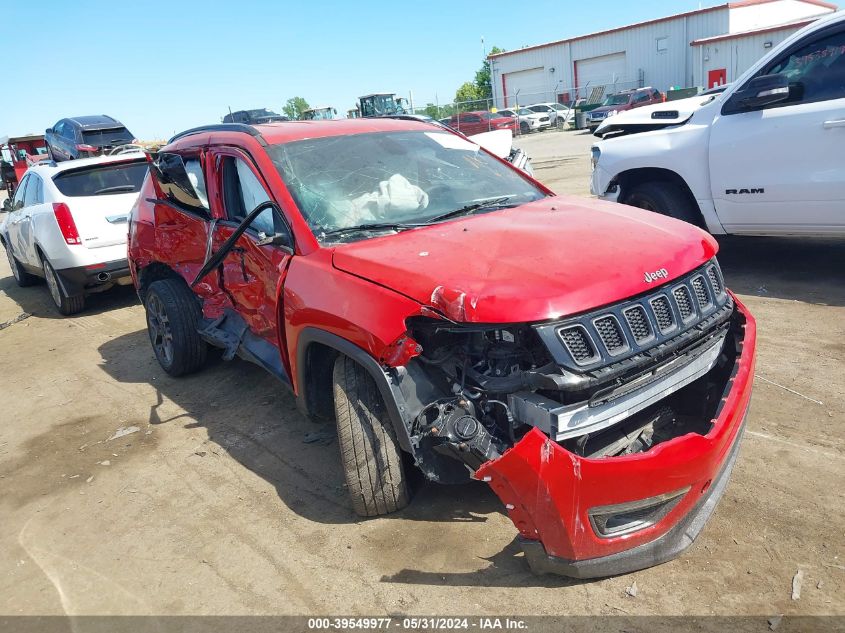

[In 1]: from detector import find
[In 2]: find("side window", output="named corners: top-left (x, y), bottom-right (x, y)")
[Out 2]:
top-left (13, 175), bottom-right (29, 207)
top-left (634, 92), bottom-right (650, 103)
top-left (220, 156), bottom-right (277, 237)
top-left (759, 28), bottom-right (845, 105)
top-left (183, 158), bottom-right (209, 208)
top-left (53, 122), bottom-right (63, 136)
top-left (62, 123), bottom-right (76, 140)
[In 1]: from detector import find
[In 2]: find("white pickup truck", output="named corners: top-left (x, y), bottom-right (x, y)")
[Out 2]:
top-left (590, 11), bottom-right (845, 236)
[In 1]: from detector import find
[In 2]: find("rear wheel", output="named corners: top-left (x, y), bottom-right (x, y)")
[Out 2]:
top-left (43, 258), bottom-right (84, 315)
top-left (144, 279), bottom-right (207, 376)
top-left (333, 354), bottom-right (409, 517)
top-left (624, 181), bottom-right (702, 227)
top-left (4, 244), bottom-right (39, 287)
top-left (519, 121), bottom-right (530, 135)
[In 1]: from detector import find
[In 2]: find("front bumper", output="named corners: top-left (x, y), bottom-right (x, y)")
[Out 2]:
top-left (475, 295), bottom-right (756, 578)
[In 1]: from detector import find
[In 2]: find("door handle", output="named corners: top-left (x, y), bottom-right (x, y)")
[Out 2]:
top-left (822, 119), bottom-right (845, 129)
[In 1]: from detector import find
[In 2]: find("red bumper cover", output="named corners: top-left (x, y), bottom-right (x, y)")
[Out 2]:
top-left (476, 294), bottom-right (756, 578)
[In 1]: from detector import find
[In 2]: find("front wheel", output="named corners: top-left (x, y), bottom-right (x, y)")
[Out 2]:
top-left (333, 355), bottom-right (410, 517)
top-left (519, 121), bottom-right (530, 135)
top-left (43, 258), bottom-right (84, 315)
top-left (144, 279), bottom-right (207, 376)
top-left (624, 181), bottom-right (702, 227)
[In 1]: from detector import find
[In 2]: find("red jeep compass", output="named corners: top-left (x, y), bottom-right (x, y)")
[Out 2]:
top-left (127, 119), bottom-right (755, 578)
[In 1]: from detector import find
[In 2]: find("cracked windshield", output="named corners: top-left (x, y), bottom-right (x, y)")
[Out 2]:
top-left (268, 130), bottom-right (546, 241)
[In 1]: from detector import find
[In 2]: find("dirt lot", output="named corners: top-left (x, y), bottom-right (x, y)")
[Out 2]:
top-left (1, 132), bottom-right (843, 618)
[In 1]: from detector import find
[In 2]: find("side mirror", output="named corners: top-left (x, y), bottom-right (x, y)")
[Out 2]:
top-left (724, 74), bottom-right (790, 114)
top-left (2, 198), bottom-right (11, 212)
top-left (255, 231), bottom-right (292, 249)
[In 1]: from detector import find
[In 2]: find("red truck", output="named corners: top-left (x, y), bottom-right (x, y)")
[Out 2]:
top-left (128, 119), bottom-right (755, 578)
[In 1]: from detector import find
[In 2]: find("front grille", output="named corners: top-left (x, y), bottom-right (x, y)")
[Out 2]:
top-left (673, 286), bottom-right (694, 320)
top-left (691, 275), bottom-right (711, 309)
top-left (650, 296), bottom-right (675, 332)
top-left (594, 316), bottom-right (627, 354)
top-left (707, 265), bottom-right (723, 296)
top-left (536, 259), bottom-right (731, 370)
top-left (623, 306), bottom-right (652, 343)
top-left (560, 326), bottom-right (597, 364)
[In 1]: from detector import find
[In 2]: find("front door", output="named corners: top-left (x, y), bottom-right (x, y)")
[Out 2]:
top-left (211, 151), bottom-right (293, 345)
top-left (708, 24), bottom-right (845, 234)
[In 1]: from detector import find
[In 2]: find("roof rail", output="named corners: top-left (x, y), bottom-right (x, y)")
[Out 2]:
top-left (167, 123), bottom-right (267, 146)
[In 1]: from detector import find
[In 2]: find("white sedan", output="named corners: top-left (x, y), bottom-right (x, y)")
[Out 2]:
top-left (1, 153), bottom-right (147, 314)
top-left (498, 108), bottom-right (552, 134)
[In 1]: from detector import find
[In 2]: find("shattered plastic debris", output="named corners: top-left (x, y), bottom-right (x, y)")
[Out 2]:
top-left (108, 426), bottom-right (140, 441)
top-left (792, 569), bottom-right (803, 600)
top-left (625, 581), bottom-right (638, 598)
top-left (0, 312), bottom-right (31, 331)
top-left (768, 615), bottom-right (782, 631)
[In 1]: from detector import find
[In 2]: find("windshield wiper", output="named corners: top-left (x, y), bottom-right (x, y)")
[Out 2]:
top-left (320, 222), bottom-right (423, 239)
top-left (425, 196), bottom-right (515, 223)
top-left (94, 185), bottom-right (136, 195)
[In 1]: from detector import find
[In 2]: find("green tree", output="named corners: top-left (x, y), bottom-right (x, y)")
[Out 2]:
top-left (474, 46), bottom-right (504, 99)
top-left (454, 82), bottom-right (482, 111)
top-left (283, 96), bottom-right (310, 120)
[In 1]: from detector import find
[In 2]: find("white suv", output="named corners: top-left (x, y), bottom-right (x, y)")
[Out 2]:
top-left (590, 11), bottom-right (845, 236)
top-left (1, 153), bottom-right (148, 314)
top-left (498, 108), bottom-right (552, 133)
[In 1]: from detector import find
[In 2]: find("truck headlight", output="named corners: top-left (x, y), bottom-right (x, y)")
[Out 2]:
top-left (590, 146), bottom-right (601, 170)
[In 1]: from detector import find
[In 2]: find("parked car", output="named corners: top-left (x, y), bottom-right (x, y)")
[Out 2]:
top-left (527, 102), bottom-right (572, 126)
top-left (1, 153), bottom-right (148, 314)
top-left (45, 116), bottom-right (136, 162)
top-left (591, 11), bottom-right (845, 236)
top-left (127, 118), bottom-right (755, 579)
top-left (498, 107), bottom-right (551, 133)
top-left (447, 110), bottom-right (517, 135)
top-left (586, 87), bottom-right (663, 130)
top-left (222, 109), bottom-right (289, 124)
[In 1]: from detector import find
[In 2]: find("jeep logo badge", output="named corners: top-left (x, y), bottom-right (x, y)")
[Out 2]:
top-left (644, 268), bottom-right (668, 283)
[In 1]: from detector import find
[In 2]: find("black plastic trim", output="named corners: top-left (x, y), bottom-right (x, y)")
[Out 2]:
top-left (295, 328), bottom-right (415, 455)
top-left (55, 259), bottom-right (130, 295)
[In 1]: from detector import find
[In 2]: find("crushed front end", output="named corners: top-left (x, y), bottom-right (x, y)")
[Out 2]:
top-left (398, 259), bottom-right (755, 577)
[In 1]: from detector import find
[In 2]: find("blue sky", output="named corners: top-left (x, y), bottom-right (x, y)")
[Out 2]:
top-left (3, 0), bottom-right (709, 139)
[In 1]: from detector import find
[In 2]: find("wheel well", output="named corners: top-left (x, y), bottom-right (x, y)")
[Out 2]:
top-left (137, 262), bottom-right (186, 301)
top-left (301, 342), bottom-right (340, 421)
top-left (615, 168), bottom-right (705, 226)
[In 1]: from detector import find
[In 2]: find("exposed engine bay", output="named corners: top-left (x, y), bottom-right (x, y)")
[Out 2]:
top-left (399, 259), bottom-right (739, 482)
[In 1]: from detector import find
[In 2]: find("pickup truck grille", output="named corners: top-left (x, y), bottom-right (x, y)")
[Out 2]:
top-left (534, 260), bottom-right (729, 370)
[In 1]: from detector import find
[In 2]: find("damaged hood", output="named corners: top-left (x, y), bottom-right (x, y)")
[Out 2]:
top-left (594, 94), bottom-right (719, 138)
top-left (331, 196), bottom-right (717, 323)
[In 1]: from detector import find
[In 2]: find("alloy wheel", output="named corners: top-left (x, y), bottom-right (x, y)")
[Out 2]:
top-left (147, 294), bottom-right (174, 366)
top-left (44, 260), bottom-right (62, 306)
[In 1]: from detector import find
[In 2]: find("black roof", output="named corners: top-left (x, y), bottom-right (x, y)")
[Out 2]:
top-left (66, 115), bottom-right (126, 130)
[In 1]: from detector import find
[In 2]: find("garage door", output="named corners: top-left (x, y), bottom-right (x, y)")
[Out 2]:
top-left (502, 67), bottom-right (546, 107)
top-left (575, 52), bottom-right (627, 96)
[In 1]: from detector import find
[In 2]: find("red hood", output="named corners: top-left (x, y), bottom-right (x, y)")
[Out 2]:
top-left (331, 196), bottom-right (718, 323)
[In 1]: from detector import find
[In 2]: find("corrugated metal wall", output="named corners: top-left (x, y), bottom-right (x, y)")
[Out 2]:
top-left (693, 25), bottom-right (807, 86)
top-left (490, 8), bottom-right (732, 107)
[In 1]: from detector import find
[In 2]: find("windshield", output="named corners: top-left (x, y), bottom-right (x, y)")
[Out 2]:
top-left (360, 95), bottom-right (402, 117)
top-left (268, 130), bottom-right (545, 241)
top-left (602, 94), bottom-right (631, 106)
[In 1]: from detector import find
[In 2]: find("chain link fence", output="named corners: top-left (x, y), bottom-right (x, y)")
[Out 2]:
top-left (408, 78), bottom-right (645, 133)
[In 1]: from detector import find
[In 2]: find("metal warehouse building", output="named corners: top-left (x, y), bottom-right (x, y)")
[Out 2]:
top-left (489, 0), bottom-right (837, 107)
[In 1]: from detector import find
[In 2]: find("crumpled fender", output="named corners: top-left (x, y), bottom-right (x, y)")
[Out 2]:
top-left (476, 295), bottom-right (756, 565)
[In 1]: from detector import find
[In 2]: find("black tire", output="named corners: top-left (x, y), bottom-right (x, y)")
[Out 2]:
top-left (4, 243), bottom-right (39, 287)
top-left (43, 257), bottom-right (84, 315)
top-left (624, 181), bottom-right (702, 227)
top-left (333, 354), bottom-right (409, 517)
top-left (519, 121), bottom-right (530, 135)
top-left (144, 278), bottom-right (207, 376)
